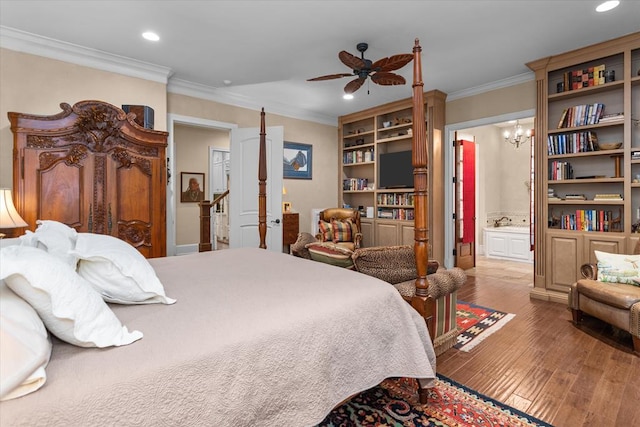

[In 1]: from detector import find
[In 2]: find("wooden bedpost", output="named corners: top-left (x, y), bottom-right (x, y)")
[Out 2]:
top-left (410, 39), bottom-right (434, 405)
top-left (411, 39), bottom-right (429, 299)
top-left (258, 108), bottom-right (267, 249)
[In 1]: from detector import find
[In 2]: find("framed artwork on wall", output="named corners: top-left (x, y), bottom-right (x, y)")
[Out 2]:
top-left (180, 172), bottom-right (205, 202)
top-left (283, 142), bottom-right (312, 179)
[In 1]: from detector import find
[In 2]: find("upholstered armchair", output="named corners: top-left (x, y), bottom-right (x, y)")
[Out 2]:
top-left (315, 208), bottom-right (362, 251)
top-left (351, 245), bottom-right (466, 355)
top-left (569, 243), bottom-right (640, 355)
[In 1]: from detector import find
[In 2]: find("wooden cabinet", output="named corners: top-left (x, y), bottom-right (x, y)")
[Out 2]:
top-left (527, 32), bottom-right (640, 302)
top-left (10, 100), bottom-right (168, 258)
top-left (282, 212), bottom-right (299, 246)
top-left (338, 90), bottom-right (446, 260)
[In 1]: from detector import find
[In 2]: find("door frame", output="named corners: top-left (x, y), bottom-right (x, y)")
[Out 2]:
top-left (443, 108), bottom-right (535, 269)
top-left (166, 114), bottom-right (237, 256)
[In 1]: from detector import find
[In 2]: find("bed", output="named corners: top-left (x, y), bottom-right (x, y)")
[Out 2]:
top-left (0, 39), bottom-right (437, 426)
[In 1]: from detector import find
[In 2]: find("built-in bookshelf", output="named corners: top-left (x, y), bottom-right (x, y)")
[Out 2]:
top-left (527, 31), bottom-right (640, 303)
top-left (338, 91), bottom-right (446, 257)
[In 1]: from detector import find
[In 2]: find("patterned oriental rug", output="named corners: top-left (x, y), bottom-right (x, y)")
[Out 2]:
top-left (318, 375), bottom-right (552, 427)
top-left (455, 301), bottom-right (516, 352)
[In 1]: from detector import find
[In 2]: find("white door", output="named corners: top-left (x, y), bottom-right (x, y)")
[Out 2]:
top-left (229, 126), bottom-right (283, 251)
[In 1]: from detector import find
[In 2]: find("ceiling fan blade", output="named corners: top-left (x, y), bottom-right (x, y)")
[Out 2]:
top-left (371, 54), bottom-right (413, 72)
top-left (339, 50), bottom-right (366, 71)
top-left (344, 77), bottom-right (366, 94)
top-left (371, 72), bottom-right (406, 86)
top-left (307, 73), bottom-right (353, 81)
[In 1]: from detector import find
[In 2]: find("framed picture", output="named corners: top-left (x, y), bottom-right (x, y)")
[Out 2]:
top-left (283, 141), bottom-right (312, 179)
top-left (282, 201), bottom-right (292, 212)
top-left (180, 172), bottom-right (205, 203)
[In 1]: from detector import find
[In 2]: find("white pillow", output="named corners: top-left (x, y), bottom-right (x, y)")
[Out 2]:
top-left (595, 250), bottom-right (640, 285)
top-left (19, 220), bottom-right (79, 268)
top-left (0, 281), bottom-right (52, 401)
top-left (0, 246), bottom-right (143, 348)
top-left (71, 233), bottom-right (176, 305)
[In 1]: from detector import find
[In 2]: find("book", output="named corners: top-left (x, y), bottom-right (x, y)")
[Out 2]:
top-left (557, 108), bottom-right (568, 128)
top-left (594, 194), bottom-right (623, 200)
top-left (599, 112), bottom-right (624, 123)
top-left (565, 194), bottom-right (586, 200)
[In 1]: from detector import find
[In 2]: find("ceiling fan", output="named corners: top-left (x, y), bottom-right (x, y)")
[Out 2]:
top-left (307, 42), bottom-right (413, 94)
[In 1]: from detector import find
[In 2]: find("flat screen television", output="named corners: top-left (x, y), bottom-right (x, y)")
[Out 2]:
top-left (378, 150), bottom-right (414, 189)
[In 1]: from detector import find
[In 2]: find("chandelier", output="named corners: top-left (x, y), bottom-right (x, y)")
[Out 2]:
top-left (503, 120), bottom-right (531, 148)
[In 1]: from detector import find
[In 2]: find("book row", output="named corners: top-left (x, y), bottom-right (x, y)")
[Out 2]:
top-left (343, 149), bottom-right (374, 164)
top-left (377, 208), bottom-right (415, 220)
top-left (557, 64), bottom-right (609, 93)
top-left (547, 131), bottom-right (598, 155)
top-left (557, 103), bottom-right (605, 128)
top-left (549, 160), bottom-right (574, 180)
top-left (342, 178), bottom-right (369, 191)
top-left (557, 209), bottom-right (618, 232)
top-left (377, 193), bottom-right (415, 206)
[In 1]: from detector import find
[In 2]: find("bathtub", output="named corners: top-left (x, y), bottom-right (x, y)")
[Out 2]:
top-left (483, 226), bottom-right (533, 263)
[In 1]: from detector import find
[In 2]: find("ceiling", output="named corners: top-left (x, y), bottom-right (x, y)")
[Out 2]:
top-left (1, 1), bottom-right (639, 125)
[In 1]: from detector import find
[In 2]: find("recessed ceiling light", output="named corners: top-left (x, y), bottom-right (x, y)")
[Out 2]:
top-left (142, 31), bottom-right (160, 42)
top-left (343, 94), bottom-right (354, 100)
top-left (596, 1), bottom-right (620, 12)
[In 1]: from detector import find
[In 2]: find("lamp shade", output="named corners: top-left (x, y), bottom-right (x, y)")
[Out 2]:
top-left (0, 188), bottom-right (28, 229)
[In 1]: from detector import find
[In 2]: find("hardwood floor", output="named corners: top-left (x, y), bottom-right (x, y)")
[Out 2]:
top-left (437, 256), bottom-right (639, 427)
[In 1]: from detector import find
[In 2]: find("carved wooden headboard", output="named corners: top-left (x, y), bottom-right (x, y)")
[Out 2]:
top-left (9, 100), bottom-right (168, 258)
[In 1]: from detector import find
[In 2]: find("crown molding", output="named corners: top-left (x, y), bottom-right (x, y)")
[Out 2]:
top-left (167, 79), bottom-right (337, 127)
top-left (447, 72), bottom-right (534, 101)
top-left (0, 26), bottom-right (172, 84)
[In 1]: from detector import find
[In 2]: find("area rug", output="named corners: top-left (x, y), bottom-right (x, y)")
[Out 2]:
top-left (318, 374), bottom-right (552, 426)
top-left (455, 301), bottom-right (515, 352)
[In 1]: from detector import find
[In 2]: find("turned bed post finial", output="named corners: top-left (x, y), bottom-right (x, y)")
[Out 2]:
top-left (411, 38), bottom-right (429, 298)
top-left (258, 108), bottom-right (267, 249)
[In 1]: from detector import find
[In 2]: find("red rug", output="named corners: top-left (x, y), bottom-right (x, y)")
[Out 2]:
top-left (318, 375), bottom-right (552, 426)
top-left (455, 301), bottom-right (515, 352)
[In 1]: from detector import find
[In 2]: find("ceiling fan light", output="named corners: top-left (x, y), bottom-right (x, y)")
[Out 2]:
top-left (343, 94), bottom-right (354, 100)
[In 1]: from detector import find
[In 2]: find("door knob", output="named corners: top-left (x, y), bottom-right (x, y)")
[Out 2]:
top-left (272, 219), bottom-right (281, 224)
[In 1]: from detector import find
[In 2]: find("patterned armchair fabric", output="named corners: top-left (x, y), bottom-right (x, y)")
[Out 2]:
top-left (351, 245), bottom-right (467, 356)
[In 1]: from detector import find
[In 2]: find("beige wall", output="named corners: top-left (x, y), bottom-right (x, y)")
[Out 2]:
top-left (168, 93), bottom-right (339, 234)
top-left (175, 124), bottom-right (229, 245)
top-left (446, 81), bottom-right (536, 125)
top-left (0, 48), bottom-right (167, 188)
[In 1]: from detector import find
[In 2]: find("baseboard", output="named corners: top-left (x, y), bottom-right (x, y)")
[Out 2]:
top-left (529, 288), bottom-right (568, 304)
top-left (176, 244), bottom-right (198, 256)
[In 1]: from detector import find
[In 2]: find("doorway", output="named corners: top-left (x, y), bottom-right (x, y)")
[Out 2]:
top-left (444, 110), bottom-right (535, 269)
top-left (166, 114), bottom-right (237, 256)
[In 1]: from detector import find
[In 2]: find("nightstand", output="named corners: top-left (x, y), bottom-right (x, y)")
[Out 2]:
top-left (282, 212), bottom-right (299, 250)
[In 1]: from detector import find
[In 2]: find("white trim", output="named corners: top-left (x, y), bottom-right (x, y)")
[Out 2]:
top-left (447, 72), bottom-right (534, 101)
top-left (167, 78), bottom-right (336, 126)
top-left (166, 114), bottom-right (237, 256)
top-left (443, 109), bottom-right (535, 269)
top-left (175, 244), bottom-right (199, 256)
top-left (0, 26), bottom-right (172, 83)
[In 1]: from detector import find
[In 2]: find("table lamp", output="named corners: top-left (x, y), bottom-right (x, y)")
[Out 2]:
top-left (0, 188), bottom-right (28, 238)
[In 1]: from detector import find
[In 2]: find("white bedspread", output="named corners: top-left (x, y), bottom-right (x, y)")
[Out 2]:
top-left (0, 248), bottom-right (436, 426)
